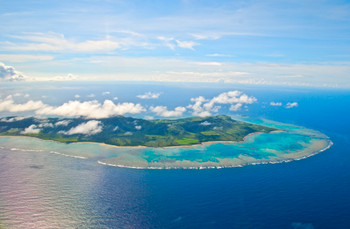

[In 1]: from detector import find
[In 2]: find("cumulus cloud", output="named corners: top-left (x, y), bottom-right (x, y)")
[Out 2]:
top-left (102, 91), bottom-right (110, 95)
top-left (21, 124), bottom-right (41, 134)
top-left (61, 120), bottom-right (102, 135)
top-left (74, 94), bottom-right (80, 98)
top-left (113, 97), bottom-right (118, 100)
top-left (286, 102), bottom-right (298, 108)
top-left (0, 96), bottom-right (145, 119)
top-left (229, 103), bottom-right (242, 111)
top-left (38, 123), bottom-right (54, 128)
top-left (187, 96), bottom-right (212, 117)
top-left (0, 62), bottom-right (26, 81)
top-left (87, 93), bottom-right (95, 98)
top-left (187, 91), bottom-right (256, 116)
top-left (270, 102), bottom-right (283, 106)
top-left (36, 100), bottom-right (146, 118)
top-left (135, 125), bottom-right (142, 130)
top-left (55, 120), bottom-right (71, 126)
top-left (150, 106), bottom-right (186, 117)
top-left (0, 96), bottom-right (46, 112)
top-left (137, 92), bottom-right (161, 99)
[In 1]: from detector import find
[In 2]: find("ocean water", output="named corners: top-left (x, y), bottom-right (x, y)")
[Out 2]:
top-left (0, 83), bottom-right (350, 228)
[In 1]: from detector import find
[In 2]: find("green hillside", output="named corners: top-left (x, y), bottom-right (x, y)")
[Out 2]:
top-left (0, 115), bottom-right (276, 147)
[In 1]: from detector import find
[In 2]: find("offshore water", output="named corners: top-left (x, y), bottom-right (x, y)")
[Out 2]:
top-left (0, 83), bottom-right (350, 228)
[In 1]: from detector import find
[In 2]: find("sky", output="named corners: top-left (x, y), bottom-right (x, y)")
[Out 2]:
top-left (0, 0), bottom-right (350, 87)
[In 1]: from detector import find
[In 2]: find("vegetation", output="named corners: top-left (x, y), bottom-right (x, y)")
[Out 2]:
top-left (0, 115), bottom-right (276, 147)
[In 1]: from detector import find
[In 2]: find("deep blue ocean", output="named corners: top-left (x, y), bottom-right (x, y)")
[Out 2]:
top-left (0, 82), bottom-right (350, 228)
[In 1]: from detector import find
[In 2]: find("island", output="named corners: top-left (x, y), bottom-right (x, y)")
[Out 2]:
top-left (0, 115), bottom-right (276, 147)
top-left (0, 115), bottom-right (332, 169)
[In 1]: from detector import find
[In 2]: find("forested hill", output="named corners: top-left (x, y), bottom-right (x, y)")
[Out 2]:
top-left (0, 115), bottom-right (276, 147)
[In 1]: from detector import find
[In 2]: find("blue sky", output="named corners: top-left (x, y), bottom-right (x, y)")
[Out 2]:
top-left (0, 0), bottom-right (350, 87)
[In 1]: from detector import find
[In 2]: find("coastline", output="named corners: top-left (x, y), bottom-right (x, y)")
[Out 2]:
top-left (0, 125), bottom-right (333, 170)
top-left (0, 130), bottom-right (267, 150)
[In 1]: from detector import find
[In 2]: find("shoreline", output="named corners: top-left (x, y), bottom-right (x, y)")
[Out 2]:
top-left (0, 127), bottom-right (333, 170)
top-left (0, 130), bottom-right (268, 150)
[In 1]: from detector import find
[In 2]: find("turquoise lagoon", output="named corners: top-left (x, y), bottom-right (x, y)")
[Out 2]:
top-left (0, 118), bottom-right (332, 169)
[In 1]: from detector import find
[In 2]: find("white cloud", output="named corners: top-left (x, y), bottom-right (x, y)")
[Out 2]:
top-left (187, 96), bottom-right (212, 117)
top-left (74, 94), bottom-right (80, 98)
top-left (51, 73), bottom-right (77, 81)
top-left (157, 37), bottom-right (198, 50)
top-left (286, 102), bottom-right (298, 108)
top-left (0, 54), bottom-right (54, 62)
top-left (137, 92), bottom-right (161, 99)
top-left (0, 97), bottom-right (46, 112)
top-left (55, 120), bottom-right (71, 126)
top-left (175, 40), bottom-right (199, 50)
top-left (0, 116), bottom-right (27, 122)
top-left (62, 120), bottom-right (102, 135)
top-left (36, 100), bottom-right (146, 118)
top-left (191, 34), bottom-right (221, 40)
top-left (38, 123), bottom-right (54, 128)
top-left (229, 103), bottom-right (242, 111)
top-left (270, 102), bottom-right (283, 106)
top-left (6, 32), bottom-right (120, 53)
top-left (113, 97), bottom-right (118, 100)
top-left (157, 36), bottom-right (176, 50)
top-left (0, 62), bottom-right (26, 81)
top-left (150, 106), bottom-right (186, 117)
top-left (213, 126), bottom-right (223, 131)
top-left (200, 121), bottom-right (211, 126)
top-left (187, 91), bottom-right (256, 116)
top-left (21, 124), bottom-right (41, 134)
top-left (135, 125), bottom-right (142, 130)
top-left (6, 54), bottom-right (347, 87)
top-left (102, 91), bottom-right (110, 95)
top-left (206, 53), bottom-right (233, 57)
top-left (87, 93), bottom-right (95, 98)
top-left (0, 96), bottom-right (146, 119)
top-left (192, 62), bottom-right (223, 66)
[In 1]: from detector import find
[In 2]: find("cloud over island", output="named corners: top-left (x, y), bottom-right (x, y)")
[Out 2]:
top-left (0, 90), bottom-right (258, 118)
top-left (60, 120), bottom-right (103, 135)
